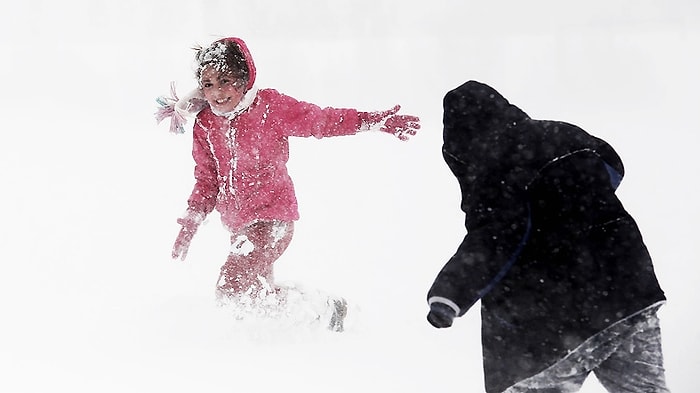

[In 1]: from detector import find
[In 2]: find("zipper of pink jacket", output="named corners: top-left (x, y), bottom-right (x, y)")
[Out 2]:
top-left (204, 120), bottom-right (241, 212)
top-left (227, 123), bottom-right (240, 211)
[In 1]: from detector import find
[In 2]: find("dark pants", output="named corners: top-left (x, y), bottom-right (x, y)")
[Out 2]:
top-left (504, 304), bottom-right (670, 393)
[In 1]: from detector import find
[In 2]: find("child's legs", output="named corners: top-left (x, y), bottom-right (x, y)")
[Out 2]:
top-left (505, 308), bottom-right (670, 393)
top-left (503, 316), bottom-right (640, 393)
top-left (592, 312), bottom-right (670, 393)
top-left (502, 362), bottom-right (590, 393)
top-left (216, 220), bottom-right (294, 296)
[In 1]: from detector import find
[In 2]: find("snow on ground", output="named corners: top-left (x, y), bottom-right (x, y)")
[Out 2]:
top-left (1, 1), bottom-right (699, 392)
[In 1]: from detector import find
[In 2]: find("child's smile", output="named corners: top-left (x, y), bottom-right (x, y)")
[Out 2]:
top-left (200, 66), bottom-right (246, 115)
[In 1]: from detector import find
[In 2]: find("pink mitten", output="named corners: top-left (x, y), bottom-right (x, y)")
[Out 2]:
top-left (359, 105), bottom-right (420, 141)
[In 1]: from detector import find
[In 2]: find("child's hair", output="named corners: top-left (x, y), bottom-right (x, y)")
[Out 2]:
top-left (194, 40), bottom-right (250, 85)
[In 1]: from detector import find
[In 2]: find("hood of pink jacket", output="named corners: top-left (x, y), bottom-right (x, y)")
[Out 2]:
top-left (215, 37), bottom-right (257, 91)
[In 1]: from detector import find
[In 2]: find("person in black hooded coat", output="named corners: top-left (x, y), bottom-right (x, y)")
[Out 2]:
top-left (426, 81), bottom-right (669, 393)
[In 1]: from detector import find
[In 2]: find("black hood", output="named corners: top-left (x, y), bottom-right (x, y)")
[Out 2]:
top-left (442, 81), bottom-right (529, 163)
top-left (441, 80), bottom-right (624, 189)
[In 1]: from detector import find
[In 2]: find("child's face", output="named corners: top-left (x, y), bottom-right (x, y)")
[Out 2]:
top-left (199, 66), bottom-right (246, 115)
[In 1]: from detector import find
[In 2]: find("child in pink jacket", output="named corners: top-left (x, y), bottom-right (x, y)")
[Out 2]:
top-left (156, 37), bottom-right (419, 319)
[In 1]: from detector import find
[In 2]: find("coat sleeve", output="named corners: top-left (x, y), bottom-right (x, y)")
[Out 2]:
top-left (185, 120), bottom-right (218, 216)
top-left (263, 90), bottom-right (362, 138)
top-left (427, 164), bottom-right (532, 317)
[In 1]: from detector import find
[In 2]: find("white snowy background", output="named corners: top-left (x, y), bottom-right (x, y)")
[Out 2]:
top-left (1, 1), bottom-right (698, 392)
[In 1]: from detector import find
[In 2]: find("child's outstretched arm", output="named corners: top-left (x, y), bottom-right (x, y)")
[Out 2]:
top-left (265, 90), bottom-right (420, 140)
top-left (359, 105), bottom-right (420, 141)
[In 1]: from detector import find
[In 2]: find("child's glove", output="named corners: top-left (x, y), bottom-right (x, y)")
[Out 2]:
top-left (172, 210), bottom-right (205, 261)
top-left (427, 302), bottom-right (456, 328)
top-left (359, 105), bottom-right (420, 141)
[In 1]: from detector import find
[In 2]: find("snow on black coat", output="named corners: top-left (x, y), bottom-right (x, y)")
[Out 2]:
top-left (427, 80), bottom-right (666, 393)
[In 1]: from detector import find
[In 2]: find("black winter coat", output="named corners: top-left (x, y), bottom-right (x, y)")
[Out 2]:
top-left (427, 81), bottom-right (666, 393)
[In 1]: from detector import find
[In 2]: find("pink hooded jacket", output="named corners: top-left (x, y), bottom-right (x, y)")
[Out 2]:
top-left (186, 39), bottom-right (364, 231)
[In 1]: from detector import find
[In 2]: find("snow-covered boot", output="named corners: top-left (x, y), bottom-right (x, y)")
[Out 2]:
top-left (327, 298), bottom-right (348, 332)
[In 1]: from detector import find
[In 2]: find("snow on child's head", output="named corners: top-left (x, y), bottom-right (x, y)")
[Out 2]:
top-left (194, 38), bottom-right (255, 91)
